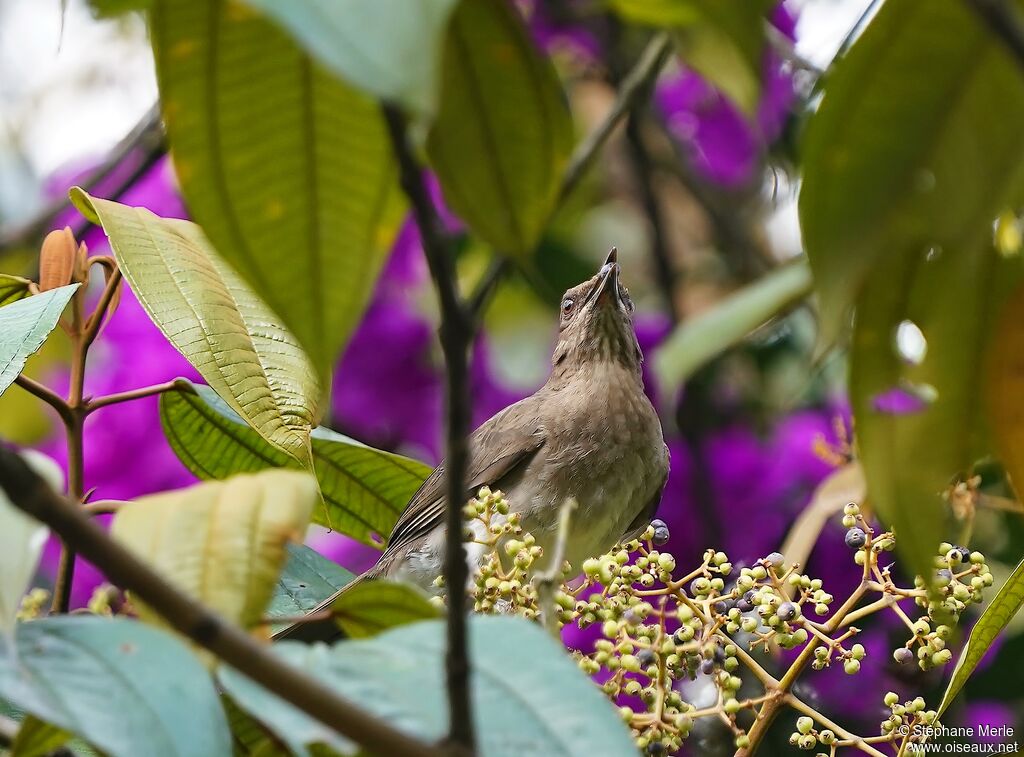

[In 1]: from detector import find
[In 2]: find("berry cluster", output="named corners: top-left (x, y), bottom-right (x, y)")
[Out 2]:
top-left (461, 490), bottom-right (990, 755)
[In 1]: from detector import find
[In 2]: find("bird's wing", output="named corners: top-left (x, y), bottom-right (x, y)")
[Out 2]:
top-left (380, 395), bottom-right (547, 562)
top-left (621, 443), bottom-right (670, 543)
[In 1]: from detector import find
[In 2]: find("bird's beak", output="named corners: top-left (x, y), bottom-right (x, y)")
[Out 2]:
top-left (595, 248), bottom-right (621, 308)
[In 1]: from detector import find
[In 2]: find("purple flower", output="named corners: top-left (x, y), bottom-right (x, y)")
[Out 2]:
top-left (655, 2), bottom-right (798, 188)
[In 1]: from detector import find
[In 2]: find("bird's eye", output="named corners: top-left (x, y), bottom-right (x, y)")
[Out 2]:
top-left (561, 297), bottom-right (574, 314)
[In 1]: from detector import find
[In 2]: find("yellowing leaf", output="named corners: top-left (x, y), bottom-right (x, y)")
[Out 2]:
top-left (72, 190), bottom-right (320, 465)
top-left (150, 0), bottom-right (405, 382)
top-left (780, 462), bottom-right (865, 586)
top-left (987, 281), bottom-right (1024, 495)
top-left (111, 471), bottom-right (317, 629)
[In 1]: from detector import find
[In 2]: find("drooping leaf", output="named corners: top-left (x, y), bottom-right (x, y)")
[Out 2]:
top-left (780, 462), bottom-right (865, 587)
top-left (939, 557), bottom-right (1024, 715)
top-left (800, 0), bottom-right (1024, 346)
top-left (150, 0), bottom-right (405, 382)
top-left (986, 282), bottom-right (1024, 497)
top-left (851, 246), bottom-right (1024, 583)
top-left (0, 616), bottom-right (230, 757)
top-left (221, 616), bottom-right (636, 757)
top-left (427, 0), bottom-right (573, 258)
top-left (110, 470), bottom-right (317, 629)
top-left (653, 260), bottom-right (812, 394)
top-left (610, 0), bottom-right (772, 115)
top-left (72, 190), bottom-right (320, 465)
top-left (0, 284), bottom-right (79, 398)
top-left (160, 381), bottom-right (430, 543)
top-left (0, 451), bottom-right (61, 633)
top-left (240, 0), bottom-right (458, 116)
top-left (267, 544), bottom-right (355, 626)
top-left (0, 274), bottom-right (32, 307)
top-left (327, 580), bottom-right (438, 639)
top-left (223, 695), bottom-right (292, 757)
top-left (11, 716), bottom-right (72, 757)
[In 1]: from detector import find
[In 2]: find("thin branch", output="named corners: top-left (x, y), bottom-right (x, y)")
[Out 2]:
top-left (467, 257), bottom-right (510, 324)
top-left (86, 379), bottom-right (179, 414)
top-left (0, 448), bottom-right (442, 757)
top-left (534, 497), bottom-right (577, 636)
top-left (13, 374), bottom-right (72, 425)
top-left (382, 103), bottom-right (476, 755)
top-left (624, 111), bottom-right (679, 322)
top-left (965, 0), bottom-right (1024, 72)
top-left (558, 32), bottom-right (673, 205)
top-left (80, 268), bottom-right (123, 350)
top-left (786, 694), bottom-right (888, 757)
top-left (0, 104), bottom-right (165, 252)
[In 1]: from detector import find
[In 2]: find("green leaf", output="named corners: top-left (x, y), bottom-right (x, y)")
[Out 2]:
top-left (327, 580), bottom-right (438, 639)
top-left (223, 695), bottom-right (291, 757)
top-left (0, 451), bottom-right (61, 633)
top-left (160, 381), bottom-right (430, 543)
top-left (0, 274), bottom-right (32, 307)
top-left (851, 245), bottom-right (1024, 584)
top-left (0, 616), bottom-right (230, 757)
top-left (150, 0), bottom-right (405, 382)
top-left (239, 0), bottom-right (457, 116)
top-left (653, 260), bottom-right (812, 393)
top-left (11, 716), bottom-right (72, 757)
top-left (0, 284), bottom-right (79, 398)
top-left (267, 544), bottom-right (355, 626)
top-left (939, 556), bottom-right (1024, 715)
top-left (609, 0), bottom-right (771, 115)
top-left (72, 190), bottom-right (320, 465)
top-left (800, 0), bottom-right (1024, 346)
top-left (221, 616), bottom-right (636, 757)
top-left (111, 470), bottom-right (318, 630)
top-left (427, 0), bottom-right (573, 258)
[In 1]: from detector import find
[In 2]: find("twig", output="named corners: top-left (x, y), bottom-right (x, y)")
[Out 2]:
top-left (965, 0), bottom-right (1024, 72)
top-left (80, 268), bottom-right (123, 350)
top-left (467, 257), bottom-right (509, 324)
top-left (786, 694), bottom-right (888, 757)
top-left (558, 32), bottom-right (673, 205)
top-left (534, 497), bottom-right (577, 636)
top-left (624, 110), bottom-right (679, 323)
top-left (0, 104), bottom-right (165, 252)
top-left (13, 375), bottom-right (72, 425)
top-left (85, 379), bottom-right (179, 414)
top-left (0, 448), bottom-right (442, 757)
top-left (382, 103), bottom-right (476, 755)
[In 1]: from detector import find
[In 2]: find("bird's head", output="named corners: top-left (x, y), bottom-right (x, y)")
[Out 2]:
top-left (551, 248), bottom-right (642, 375)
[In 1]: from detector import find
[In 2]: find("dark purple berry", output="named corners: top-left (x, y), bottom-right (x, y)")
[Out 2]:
top-left (894, 647), bottom-right (913, 665)
top-left (700, 658), bottom-right (715, 675)
top-left (714, 600), bottom-right (729, 614)
top-left (777, 602), bottom-right (798, 621)
top-left (646, 742), bottom-right (666, 755)
top-left (653, 526), bottom-right (670, 546)
top-left (765, 551), bottom-right (785, 568)
top-left (638, 649), bottom-right (656, 667)
top-left (845, 527), bottom-right (867, 549)
top-left (737, 598), bottom-right (753, 612)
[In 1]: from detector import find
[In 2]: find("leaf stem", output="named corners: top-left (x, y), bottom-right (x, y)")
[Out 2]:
top-left (13, 374), bottom-right (72, 425)
top-left (86, 379), bottom-right (179, 414)
top-left (382, 103), bottom-right (476, 755)
top-left (557, 32), bottom-right (673, 205)
top-left (0, 448), bottom-right (444, 757)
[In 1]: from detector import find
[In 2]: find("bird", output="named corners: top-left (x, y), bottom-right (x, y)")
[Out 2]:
top-left (278, 248), bottom-right (669, 641)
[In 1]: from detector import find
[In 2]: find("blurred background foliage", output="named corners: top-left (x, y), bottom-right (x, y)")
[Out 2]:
top-left (2, 0), bottom-right (1024, 754)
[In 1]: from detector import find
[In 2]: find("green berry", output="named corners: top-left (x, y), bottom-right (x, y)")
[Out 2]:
top-left (844, 659), bottom-right (861, 674)
top-left (796, 716), bottom-right (814, 734)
